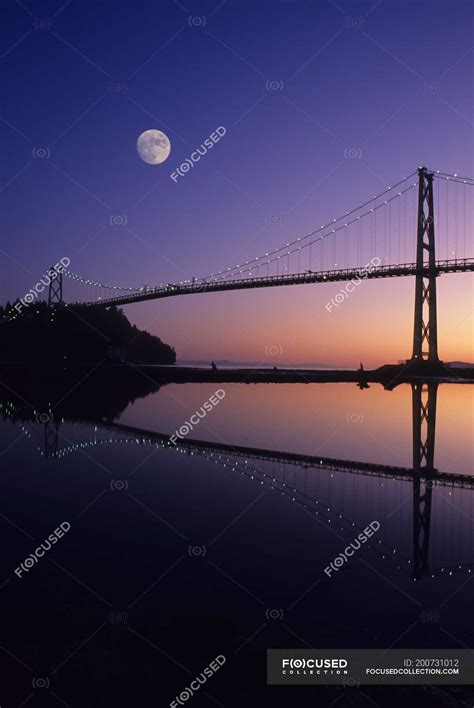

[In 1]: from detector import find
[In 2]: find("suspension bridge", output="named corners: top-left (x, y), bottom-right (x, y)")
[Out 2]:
top-left (45, 166), bottom-right (474, 364)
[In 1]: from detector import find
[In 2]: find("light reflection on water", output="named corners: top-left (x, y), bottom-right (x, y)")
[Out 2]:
top-left (119, 382), bottom-right (474, 475)
top-left (1, 379), bottom-right (474, 705)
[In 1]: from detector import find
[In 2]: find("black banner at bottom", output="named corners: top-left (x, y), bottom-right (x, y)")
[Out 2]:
top-left (267, 649), bottom-right (474, 685)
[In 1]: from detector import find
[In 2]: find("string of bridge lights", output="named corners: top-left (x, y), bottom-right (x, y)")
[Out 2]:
top-left (63, 269), bottom-right (198, 293)
top-left (200, 180), bottom-right (419, 281)
top-left (1, 403), bottom-right (411, 574)
top-left (64, 172), bottom-right (418, 293)
top-left (63, 270), bottom-right (144, 292)
top-left (62, 168), bottom-right (473, 293)
top-left (199, 167), bottom-right (474, 282)
top-left (204, 451), bottom-right (414, 574)
top-left (197, 171), bottom-right (420, 282)
top-left (11, 418), bottom-right (455, 580)
top-left (4, 401), bottom-right (473, 580)
top-left (431, 169), bottom-right (474, 185)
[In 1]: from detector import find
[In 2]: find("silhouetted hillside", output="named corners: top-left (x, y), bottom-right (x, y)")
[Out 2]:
top-left (0, 302), bottom-right (175, 365)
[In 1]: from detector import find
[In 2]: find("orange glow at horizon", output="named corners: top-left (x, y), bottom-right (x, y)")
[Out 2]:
top-left (132, 272), bottom-right (474, 367)
top-left (123, 381), bottom-right (474, 475)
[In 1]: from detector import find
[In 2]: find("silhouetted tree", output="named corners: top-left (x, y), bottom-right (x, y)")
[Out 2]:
top-left (0, 302), bottom-right (176, 365)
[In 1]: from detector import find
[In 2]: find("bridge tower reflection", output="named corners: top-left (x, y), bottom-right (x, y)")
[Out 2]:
top-left (411, 382), bottom-right (438, 579)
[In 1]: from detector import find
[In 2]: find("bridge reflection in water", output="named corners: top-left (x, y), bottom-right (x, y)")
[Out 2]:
top-left (3, 380), bottom-right (473, 583)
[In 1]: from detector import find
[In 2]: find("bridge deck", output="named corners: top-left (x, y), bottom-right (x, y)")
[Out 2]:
top-left (101, 420), bottom-right (474, 489)
top-left (78, 258), bottom-right (474, 308)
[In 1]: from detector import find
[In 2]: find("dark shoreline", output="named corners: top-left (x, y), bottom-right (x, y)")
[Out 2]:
top-left (1, 361), bottom-right (474, 388)
top-left (119, 364), bottom-right (474, 385)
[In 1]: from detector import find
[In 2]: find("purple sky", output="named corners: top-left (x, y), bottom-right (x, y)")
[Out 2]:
top-left (1, 0), bottom-right (473, 365)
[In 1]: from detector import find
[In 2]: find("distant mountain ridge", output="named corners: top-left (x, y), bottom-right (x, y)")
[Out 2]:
top-left (177, 359), bottom-right (349, 369)
top-left (178, 359), bottom-right (474, 370)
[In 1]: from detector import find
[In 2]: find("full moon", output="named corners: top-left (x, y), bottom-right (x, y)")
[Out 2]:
top-left (136, 129), bottom-right (171, 164)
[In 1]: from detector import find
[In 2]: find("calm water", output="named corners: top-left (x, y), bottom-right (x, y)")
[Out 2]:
top-left (1, 380), bottom-right (473, 706)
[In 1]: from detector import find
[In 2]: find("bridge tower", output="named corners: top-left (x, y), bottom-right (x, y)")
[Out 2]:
top-left (411, 167), bottom-right (439, 363)
top-left (48, 267), bottom-right (63, 307)
top-left (411, 382), bottom-right (438, 579)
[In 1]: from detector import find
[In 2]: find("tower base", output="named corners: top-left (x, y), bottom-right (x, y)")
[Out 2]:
top-left (404, 358), bottom-right (453, 377)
